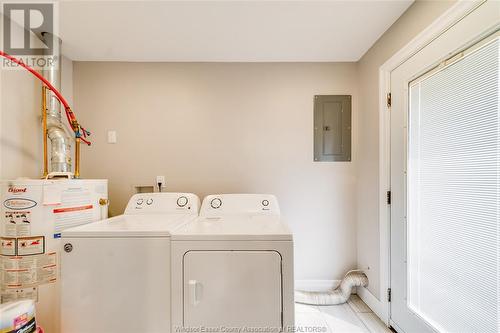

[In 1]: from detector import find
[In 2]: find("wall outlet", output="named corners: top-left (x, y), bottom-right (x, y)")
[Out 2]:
top-left (156, 176), bottom-right (165, 191)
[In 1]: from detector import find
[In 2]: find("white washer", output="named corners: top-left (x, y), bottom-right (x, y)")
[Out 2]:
top-left (60, 192), bottom-right (200, 333)
top-left (171, 194), bottom-right (294, 332)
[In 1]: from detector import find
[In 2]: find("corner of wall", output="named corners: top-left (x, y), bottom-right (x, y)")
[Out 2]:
top-left (355, 0), bottom-right (457, 311)
top-left (0, 54), bottom-right (3, 179)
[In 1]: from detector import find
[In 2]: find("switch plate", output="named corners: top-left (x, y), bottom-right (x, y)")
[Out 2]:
top-left (107, 130), bottom-right (117, 144)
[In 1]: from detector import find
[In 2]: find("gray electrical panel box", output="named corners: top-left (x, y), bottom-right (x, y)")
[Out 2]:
top-left (314, 95), bottom-right (351, 162)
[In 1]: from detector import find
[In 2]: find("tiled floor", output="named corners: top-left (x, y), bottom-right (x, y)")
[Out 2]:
top-left (295, 295), bottom-right (392, 333)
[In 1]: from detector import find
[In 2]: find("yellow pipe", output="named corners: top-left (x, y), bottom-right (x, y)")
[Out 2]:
top-left (75, 137), bottom-right (81, 178)
top-left (42, 86), bottom-right (48, 178)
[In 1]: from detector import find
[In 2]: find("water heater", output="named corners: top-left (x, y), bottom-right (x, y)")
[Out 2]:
top-left (0, 178), bottom-right (108, 333)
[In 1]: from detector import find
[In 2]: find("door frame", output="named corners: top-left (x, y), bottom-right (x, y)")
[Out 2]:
top-left (370, 0), bottom-right (485, 326)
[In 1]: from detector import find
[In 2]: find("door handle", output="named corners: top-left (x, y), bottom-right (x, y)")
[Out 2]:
top-left (188, 280), bottom-right (201, 305)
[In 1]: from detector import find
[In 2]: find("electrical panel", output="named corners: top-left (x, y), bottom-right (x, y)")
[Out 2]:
top-left (313, 95), bottom-right (352, 162)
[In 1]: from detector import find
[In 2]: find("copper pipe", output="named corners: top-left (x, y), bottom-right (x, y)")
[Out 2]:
top-left (75, 137), bottom-right (81, 178)
top-left (42, 86), bottom-right (48, 178)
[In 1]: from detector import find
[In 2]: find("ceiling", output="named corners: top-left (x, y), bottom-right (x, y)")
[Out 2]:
top-left (58, 0), bottom-right (413, 62)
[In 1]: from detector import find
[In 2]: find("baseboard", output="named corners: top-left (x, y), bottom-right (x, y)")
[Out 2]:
top-left (357, 287), bottom-right (388, 324)
top-left (294, 279), bottom-right (340, 292)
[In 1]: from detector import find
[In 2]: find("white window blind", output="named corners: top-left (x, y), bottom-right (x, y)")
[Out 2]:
top-left (407, 37), bottom-right (499, 333)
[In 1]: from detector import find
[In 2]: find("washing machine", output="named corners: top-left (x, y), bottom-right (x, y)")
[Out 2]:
top-left (60, 192), bottom-right (200, 333)
top-left (171, 194), bottom-right (294, 332)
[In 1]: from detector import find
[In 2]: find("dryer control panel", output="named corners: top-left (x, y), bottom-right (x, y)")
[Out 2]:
top-left (200, 194), bottom-right (280, 217)
top-left (125, 193), bottom-right (200, 215)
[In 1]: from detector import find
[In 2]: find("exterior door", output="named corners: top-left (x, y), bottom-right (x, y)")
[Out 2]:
top-left (183, 250), bottom-right (282, 329)
top-left (389, 2), bottom-right (499, 333)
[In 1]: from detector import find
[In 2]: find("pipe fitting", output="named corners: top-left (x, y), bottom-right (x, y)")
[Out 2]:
top-left (47, 124), bottom-right (72, 172)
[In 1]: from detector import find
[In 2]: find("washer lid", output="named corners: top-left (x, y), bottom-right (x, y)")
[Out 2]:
top-left (171, 215), bottom-right (292, 241)
top-left (62, 213), bottom-right (195, 238)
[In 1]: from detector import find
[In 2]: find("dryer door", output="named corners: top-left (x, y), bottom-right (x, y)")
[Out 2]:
top-left (183, 250), bottom-right (282, 329)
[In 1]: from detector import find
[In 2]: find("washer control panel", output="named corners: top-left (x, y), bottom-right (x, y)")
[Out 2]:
top-left (125, 193), bottom-right (200, 215)
top-left (200, 194), bottom-right (280, 217)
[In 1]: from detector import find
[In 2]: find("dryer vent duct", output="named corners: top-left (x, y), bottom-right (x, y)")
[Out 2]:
top-left (42, 32), bottom-right (72, 173)
top-left (294, 270), bottom-right (368, 305)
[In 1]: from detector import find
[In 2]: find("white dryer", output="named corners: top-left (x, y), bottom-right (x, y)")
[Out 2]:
top-left (60, 192), bottom-right (200, 333)
top-left (171, 194), bottom-right (294, 332)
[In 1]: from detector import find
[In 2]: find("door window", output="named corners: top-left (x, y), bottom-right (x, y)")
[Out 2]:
top-left (406, 38), bottom-right (499, 332)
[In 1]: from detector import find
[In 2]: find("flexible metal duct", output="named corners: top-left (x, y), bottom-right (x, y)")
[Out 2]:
top-left (42, 32), bottom-right (71, 173)
top-left (295, 270), bottom-right (368, 305)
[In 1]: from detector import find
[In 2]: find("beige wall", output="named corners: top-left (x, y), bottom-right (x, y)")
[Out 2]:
top-left (0, 67), bottom-right (42, 178)
top-left (74, 62), bottom-right (358, 280)
top-left (0, 13), bottom-right (40, 178)
top-left (356, 0), bottom-right (455, 299)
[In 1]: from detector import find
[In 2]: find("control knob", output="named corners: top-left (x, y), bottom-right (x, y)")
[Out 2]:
top-left (210, 198), bottom-right (222, 209)
top-left (177, 196), bottom-right (188, 207)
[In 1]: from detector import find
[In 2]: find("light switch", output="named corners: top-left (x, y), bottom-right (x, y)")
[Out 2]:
top-left (107, 130), bottom-right (117, 144)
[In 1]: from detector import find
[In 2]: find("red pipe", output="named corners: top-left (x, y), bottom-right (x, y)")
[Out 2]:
top-left (80, 136), bottom-right (91, 145)
top-left (0, 50), bottom-right (90, 145)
